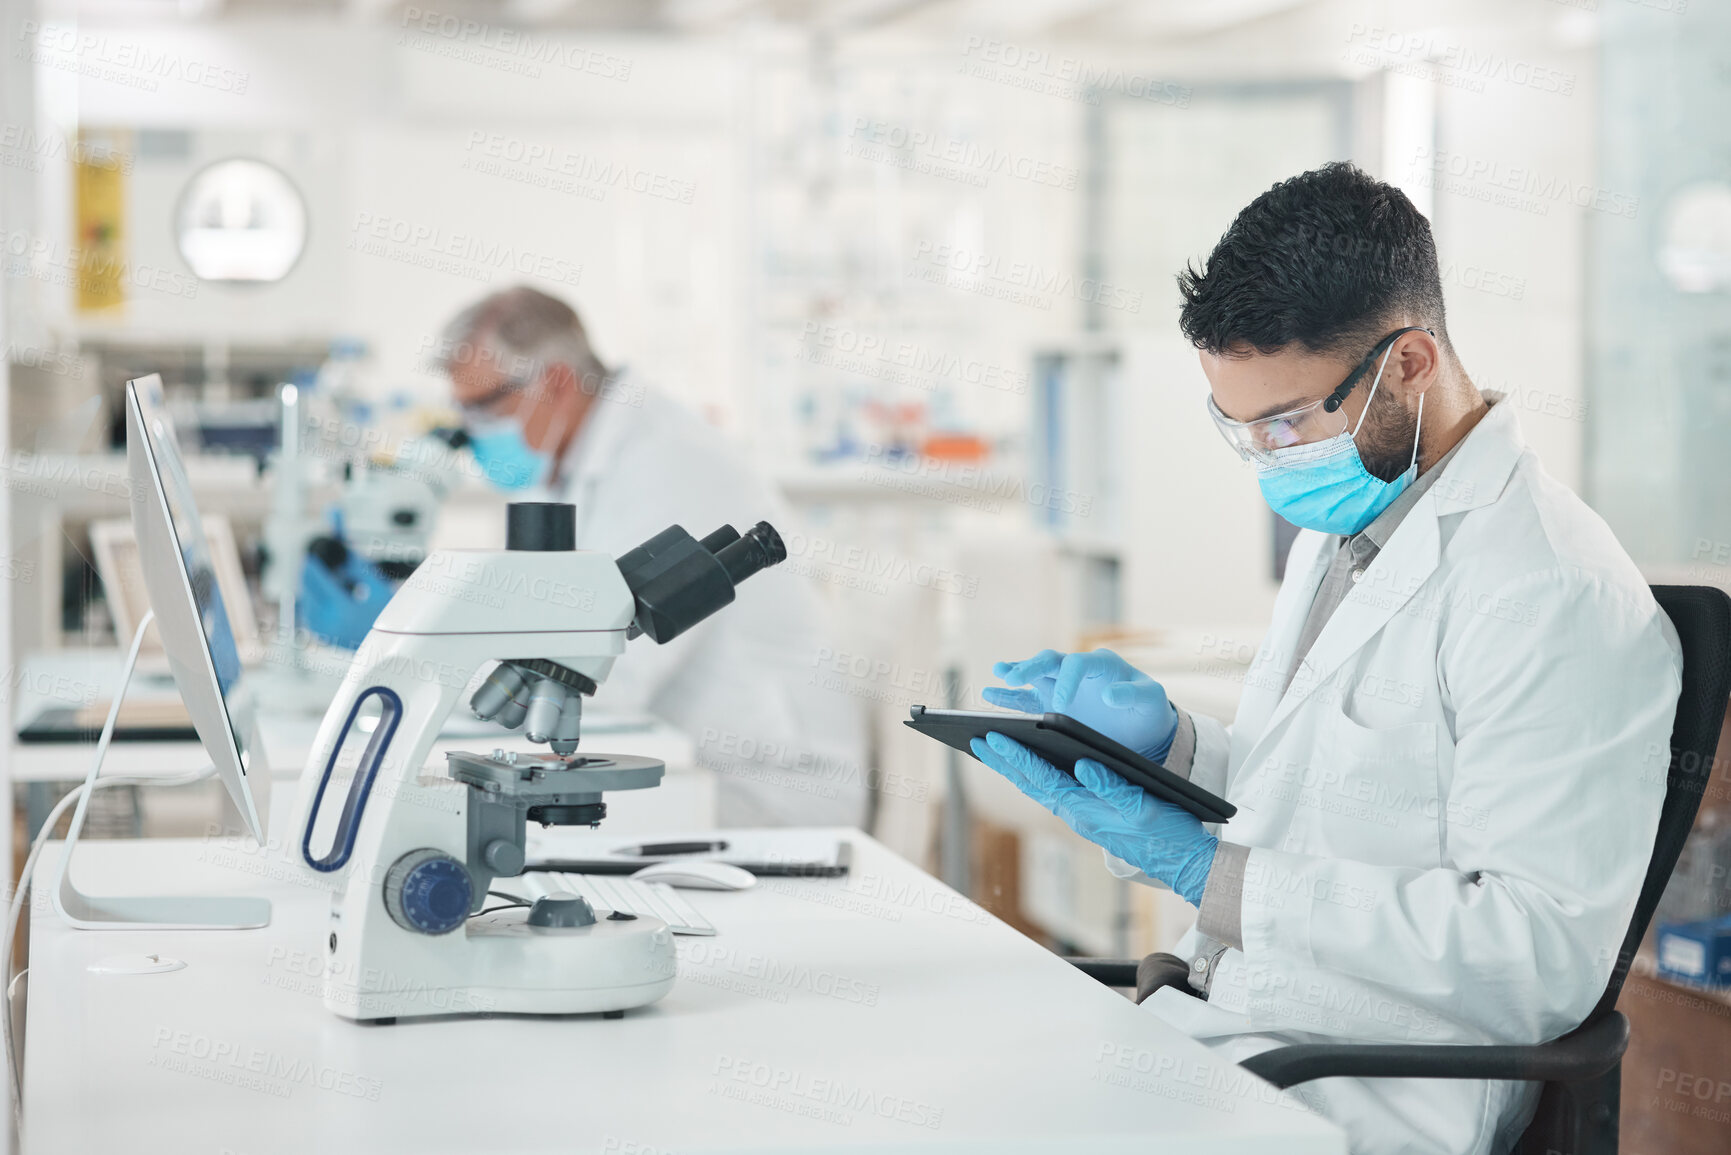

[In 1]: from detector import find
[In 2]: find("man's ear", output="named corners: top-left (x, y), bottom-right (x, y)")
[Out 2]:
top-left (1394, 330), bottom-right (1442, 399)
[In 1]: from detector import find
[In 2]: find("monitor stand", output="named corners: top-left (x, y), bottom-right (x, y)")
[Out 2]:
top-left (50, 612), bottom-right (271, 930)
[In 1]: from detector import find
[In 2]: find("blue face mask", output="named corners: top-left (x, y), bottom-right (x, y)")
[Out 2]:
top-left (1255, 349), bottom-right (1424, 537)
top-left (466, 416), bottom-right (552, 492)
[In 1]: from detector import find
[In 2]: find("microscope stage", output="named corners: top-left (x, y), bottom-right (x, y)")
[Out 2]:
top-left (446, 750), bottom-right (665, 795)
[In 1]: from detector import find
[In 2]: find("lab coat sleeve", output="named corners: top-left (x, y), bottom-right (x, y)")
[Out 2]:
top-left (1237, 570), bottom-right (1680, 1043)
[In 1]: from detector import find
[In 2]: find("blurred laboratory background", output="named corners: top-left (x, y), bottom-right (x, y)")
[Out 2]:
top-left (1, 0), bottom-right (1728, 1115)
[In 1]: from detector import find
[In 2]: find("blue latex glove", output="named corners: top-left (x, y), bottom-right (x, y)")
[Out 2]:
top-left (983, 649), bottom-right (1179, 762)
top-left (970, 732), bottom-right (1217, 906)
top-left (299, 542), bottom-right (396, 651)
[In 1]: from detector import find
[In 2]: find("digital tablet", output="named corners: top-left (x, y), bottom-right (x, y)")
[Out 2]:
top-left (904, 705), bottom-right (1236, 824)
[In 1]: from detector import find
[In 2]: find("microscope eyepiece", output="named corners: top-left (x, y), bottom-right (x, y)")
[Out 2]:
top-left (616, 520), bottom-right (786, 644)
top-left (698, 526), bottom-right (741, 553)
top-left (714, 522), bottom-right (785, 586)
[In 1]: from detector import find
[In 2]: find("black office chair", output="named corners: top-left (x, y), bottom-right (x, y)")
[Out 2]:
top-left (1068, 585), bottom-right (1731, 1155)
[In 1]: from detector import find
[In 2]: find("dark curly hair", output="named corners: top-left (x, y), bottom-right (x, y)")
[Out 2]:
top-left (1177, 162), bottom-right (1449, 359)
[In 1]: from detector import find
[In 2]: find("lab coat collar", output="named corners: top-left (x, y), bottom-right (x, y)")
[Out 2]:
top-left (1261, 392), bottom-right (1525, 728)
top-left (1426, 391), bottom-right (1524, 516)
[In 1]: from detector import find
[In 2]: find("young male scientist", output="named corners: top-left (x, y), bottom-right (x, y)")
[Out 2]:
top-left (436, 286), bottom-right (866, 828)
top-left (972, 163), bottom-right (1682, 1155)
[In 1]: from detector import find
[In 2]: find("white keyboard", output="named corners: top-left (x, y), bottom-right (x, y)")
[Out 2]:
top-left (516, 873), bottom-right (717, 936)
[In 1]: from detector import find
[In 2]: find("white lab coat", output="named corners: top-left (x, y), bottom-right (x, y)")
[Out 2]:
top-left (537, 377), bottom-right (867, 827)
top-left (1115, 398), bottom-right (1681, 1155)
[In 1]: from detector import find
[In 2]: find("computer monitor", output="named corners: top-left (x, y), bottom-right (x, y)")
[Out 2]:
top-left (125, 374), bottom-right (269, 843)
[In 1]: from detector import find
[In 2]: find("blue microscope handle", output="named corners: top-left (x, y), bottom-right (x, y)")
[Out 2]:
top-left (301, 686), bottom-right (404, 873)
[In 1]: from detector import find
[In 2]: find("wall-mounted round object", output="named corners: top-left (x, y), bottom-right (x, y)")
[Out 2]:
top-left (174, 158), bottom-right (307, 283)
top-left (1658, 181), bottom-right (1731, 294)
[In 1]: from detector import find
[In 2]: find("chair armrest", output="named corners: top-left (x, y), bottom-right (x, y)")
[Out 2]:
top-left (1064, 958), bottom-right (1140, 987)
top-left (1240, 1012), bottom-right (1628, 1089)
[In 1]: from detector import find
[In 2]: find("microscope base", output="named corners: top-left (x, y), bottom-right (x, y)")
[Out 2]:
top-left (323, 909), bottom-right (678, 1022)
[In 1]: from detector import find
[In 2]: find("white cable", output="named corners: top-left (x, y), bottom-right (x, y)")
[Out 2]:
top-left (3, 763), bottom-right (217, 1126)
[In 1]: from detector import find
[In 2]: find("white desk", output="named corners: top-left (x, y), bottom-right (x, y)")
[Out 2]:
top-left (23, 822), bottom-right (1345, 1154)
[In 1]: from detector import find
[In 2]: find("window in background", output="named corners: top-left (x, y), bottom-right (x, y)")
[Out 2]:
top-left (174, 158), bottom-right (307, 283)
top-left (1589, 2), bottom-right (1731, 574)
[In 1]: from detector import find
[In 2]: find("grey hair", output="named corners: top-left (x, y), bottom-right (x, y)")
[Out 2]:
top-left (436, 286), bottom-right (610, 396)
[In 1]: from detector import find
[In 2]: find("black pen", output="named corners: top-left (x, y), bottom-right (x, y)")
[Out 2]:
top-left (613, 840), bottom-right (730, 857)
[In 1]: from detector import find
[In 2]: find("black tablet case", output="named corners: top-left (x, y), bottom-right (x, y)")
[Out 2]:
top-left (904, 705), bottom-right (1235, 824)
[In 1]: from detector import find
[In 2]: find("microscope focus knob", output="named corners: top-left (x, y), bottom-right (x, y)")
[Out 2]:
top-left (382, 849), bottom-right (473, 936)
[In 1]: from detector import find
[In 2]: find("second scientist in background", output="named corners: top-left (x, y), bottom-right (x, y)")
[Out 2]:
top-left (438, 286), bottom-right (865, 828)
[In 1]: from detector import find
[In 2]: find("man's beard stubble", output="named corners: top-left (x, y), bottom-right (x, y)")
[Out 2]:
top-left (1354, 387), bottom-right (1422, 483)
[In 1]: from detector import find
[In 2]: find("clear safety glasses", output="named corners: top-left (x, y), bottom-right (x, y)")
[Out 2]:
top-left (431, 344), bottom-right (543, 423)
top-left (457, 380), bottom-right (526, 423)
top-left (1205, 326), bottom-right (1434, 467)
top-left (1206, 393), bottom-right (1349, 467)
top-left (455, 372), bottom-right (553, 426)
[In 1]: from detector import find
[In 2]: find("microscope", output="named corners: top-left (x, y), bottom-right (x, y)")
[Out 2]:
top-left (293, 501), bottom-right (785, 1021)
